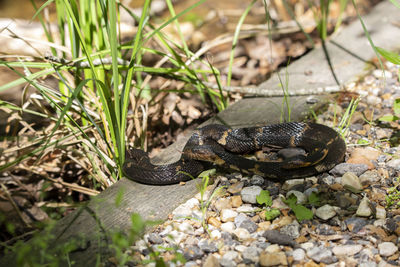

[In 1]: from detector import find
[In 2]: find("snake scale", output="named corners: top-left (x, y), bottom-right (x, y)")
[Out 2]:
top-left (123, 122), bottom-right (346, 185)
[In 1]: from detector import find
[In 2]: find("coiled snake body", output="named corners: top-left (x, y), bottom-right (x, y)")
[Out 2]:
top-left (123, 122), bottom-right (346, 185)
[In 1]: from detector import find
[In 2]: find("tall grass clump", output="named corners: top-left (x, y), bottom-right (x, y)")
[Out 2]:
top-left (0, 0), bottom-right (227, 188)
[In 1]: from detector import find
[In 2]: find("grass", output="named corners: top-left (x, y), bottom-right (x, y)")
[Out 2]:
top-left (0, 0), bottom-right (227, 189)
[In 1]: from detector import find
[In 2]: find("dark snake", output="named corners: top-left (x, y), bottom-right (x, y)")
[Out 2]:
top-left (123, 122), bottom-right (346, 185)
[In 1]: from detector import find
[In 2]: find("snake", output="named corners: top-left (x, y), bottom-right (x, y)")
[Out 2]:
top-left (123, 122), bottom-right (346, 185)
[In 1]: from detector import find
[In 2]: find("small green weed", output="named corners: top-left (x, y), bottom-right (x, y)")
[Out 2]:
top-left (386, 177), bottom-right (400, 209)
top-left (282, 193), bottom-right (314, 222)
top-left (256, 190), bottom-right (280, 221)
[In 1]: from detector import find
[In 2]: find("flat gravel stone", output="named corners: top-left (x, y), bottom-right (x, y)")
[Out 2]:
top-left (332, 244), bottom-right (363, 256)
top-left (307, 246), bottom-right (336, 264)
top-left (183, 245), bottom-right (204, 260)
top-left (341, 172), bottom-right (363, 191)
top-left (387, 158), bottom-right (400, 171)
top-left (259, 251), bottom-right (288, 267)
top-left (234, 213), bottom-right (258, 233)
top-left (378, 242), bottom-right (398, 257)
top-left (240, 186), bottom-right (262, 204)
top-left (330, 163), bottom-right (369, 176)
top-left (198, 240), bottom-right (218, 253)
top-left (356, 196), bottom-right (372, 217)
top-left (315, 204), bottom-right (337, 220)
top-left (292, 248), bottom-right (306, 261)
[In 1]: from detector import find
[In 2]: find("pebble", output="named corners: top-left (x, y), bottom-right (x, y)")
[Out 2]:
top-left (307, 245), bottom-right (336, 264)
top-left (356, 196), bottom-right (372, 217)
top-left (259, 251), bottom-right (288, 266)
top-left (330, 163), bottom-right (369, 176)
top-left (315, 204), bottom-right (337, 220)
top-left (341, 172), bottom-right (363, 191)
top-left (332, 244), bottom-right (363, 256)
top-left (234, 213), bottom-right (258, 233)
top-left (221, 222), bottom-right (236, 233)
top-left (242, 246), bottom-right (259, 263)
top-left (378, 242), bottom-right (398, 257)
top-left (240, 186), bottom-right (262, 204)
top-left (233, 228), bottom-right (251, 241)
top-left (220, 209), bottom-right (238, 222)
top-left (386, 158), bottom-right (400, 171)
top-left (198, 240), bottom-right (218, 253)
top-left (293, 248), bottom-right (306, 261)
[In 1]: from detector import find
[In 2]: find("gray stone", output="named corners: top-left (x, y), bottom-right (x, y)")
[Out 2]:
top-left (293, 248), bottom-right (306, 262)
top-left (178, 221), bottom-right (195, 234)
top-left (387, 159), bottom-right (400, 171)
top-left (330, 163), bottom-right (369, 177)
top-left (234, 213), bottom-right (258, 233)
top-left (242, 246), bottom-right (260, 263)
top-left (250, 175), bottom-right (265, 186)
top-left (198, 239), bottom-right (218, 253)
top-left (376, 206), bottom-right (386, 219)
top-left (315, 204), bottom-right (337, 220)
top-left (345, 217), bottom-right (368, 233)
top-left (359, 170), bottom-right (381, 185)
top-left (332, 244), bottom-right (363, 256)
top-left (220, 251), bottom-right (238, 267)
top-left (341, 172), bottom-right (363, 191)
top-left (183, 245), bottom-right (204, 260)
top-left (378, 242), bottom-right (398, 257)
top-left (280, 221), bottom-right (301, 239)
top-left (240, 186), bottom-right (263, 204)
top-left (282, 179), bottom-right (305, 191)
top-left (356, 196), bottom-right (372, 217)
top-left (307, 245), bottom-right (336, 264)
top-left (147, 233), bottom-right (163, 244)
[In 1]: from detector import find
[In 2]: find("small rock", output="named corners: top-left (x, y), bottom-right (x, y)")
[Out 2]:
top-left (210, 229), bottom-right (221, 239)
top-left (259, 251), bottom-right (288, 266)
top-left (203, 254), bottom-right (220, 267)
top-left (221, 222), bottom-right (236, 233)
top-left (208, 217), bottom-right (222, 228)
top-left (236, 204), bottom-right (258, 213)
top-left (293, 248), bottom-right (306, 262)
top-left (315, 204), bottom-right (337, 220)
top-left (330, 163), bottom-right (368, 176)
top-left (183, 245), bottom-right (204, 260)
top-left (241, 186), bottom-right (262, 204)
top-left (166, 230), bottom-right (186, 244)
top-left (215, 198), bottom-right (232, 211)
top-left (332, 244), bottom-right (363, 256)
top-left (265, 244), bottom-right (281, 253)
top-left (280, 221), bottom-right (301, 239)
top-left (282, 179), bottom-right (305, 191)
top-left (286, 190), bottom-right (307, 204)
top-left (234, 213), bottom-right (258, 233)
top-left (356, 196), bottom-right (372, 217)
top-left (263, 230), bottom-right (297, 247)
top-left (178, 221), bottom-right (195, 234)
top-left (345, 217), bottom-right (368, 233)
top-left (233, 228), bottom-right (251, 241)
top-left (341, 172), bottom-right (363, 191)
top-left (147, 233), bottom-right (163, 244)
top-left (198, 239), bottom-right (218, 253)
top-left (359, 170), bottom-right (381, 185)
top-left (220, 209), bottom-right (238, 222)
top-left (242, 246), bottom-right (259, 263)
top-left (227, 181), bottom-right (244, 194)
top-left (231, 195), bottom-right (243, 207)
top-left (387, 159), bottom-right (400, 171)
top-left (271, 196), bottom-right (290, 209)
top-left (378, 242), bottom-right (398, 257)
top-left (250, 175), bottom-right (265, 185)
top-left (221, 251), bottom-right (238, 263)
top-left (376, 205), bottom-right (386, 219)
top-left (307, 245), bottom-right (336, 264)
